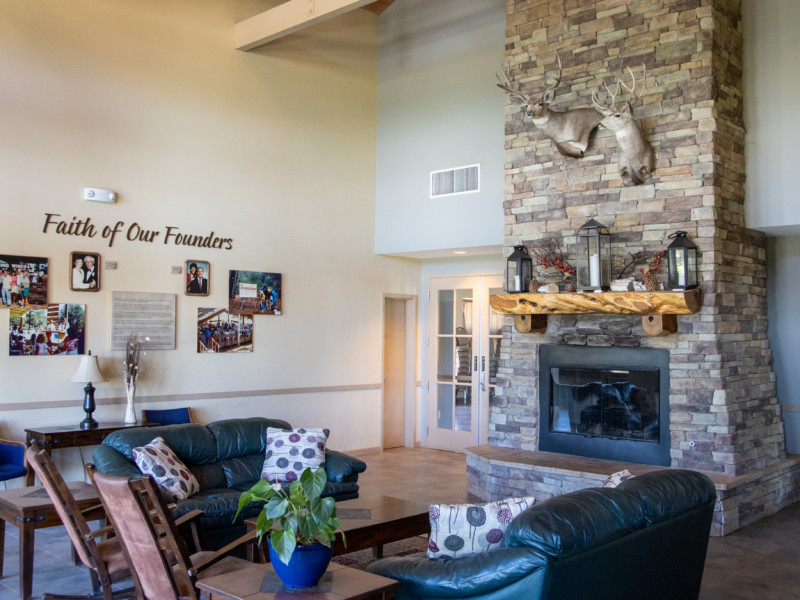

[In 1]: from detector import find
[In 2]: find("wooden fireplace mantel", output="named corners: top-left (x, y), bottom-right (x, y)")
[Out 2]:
top-left (490, 289), bottom-right (701, 336)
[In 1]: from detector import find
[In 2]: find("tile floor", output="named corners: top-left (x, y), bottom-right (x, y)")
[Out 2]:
top-left (1, 447), bottom-right (798, 599)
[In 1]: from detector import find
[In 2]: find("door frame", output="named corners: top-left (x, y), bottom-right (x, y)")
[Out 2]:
top-left (382, 294), bottom-right (418, 448)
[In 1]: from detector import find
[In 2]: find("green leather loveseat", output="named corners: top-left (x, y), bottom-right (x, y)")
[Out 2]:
top-left (367, 469), bottom-right (715, 600)
top-left (92, 417), bottom-right (367, 549)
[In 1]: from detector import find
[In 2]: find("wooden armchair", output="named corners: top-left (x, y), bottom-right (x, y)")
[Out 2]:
top-left (88, 467), bottom-right (255, 600)
top-left (25, 442), bottom-right (138, 600)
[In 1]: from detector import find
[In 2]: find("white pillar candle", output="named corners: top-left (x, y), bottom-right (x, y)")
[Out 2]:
top-left (675, 253), bottom-right (686, 287)
top-left (514, 275), bottom-right (520, 291)
top-left (589, 253), bottom-right (600, 288)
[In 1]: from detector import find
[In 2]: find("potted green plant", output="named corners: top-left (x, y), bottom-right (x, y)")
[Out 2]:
top-left (236, 466), bottom-right (345, 588)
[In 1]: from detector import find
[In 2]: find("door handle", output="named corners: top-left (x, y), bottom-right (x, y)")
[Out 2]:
top-left (481, 356), bottom-right (487, 391)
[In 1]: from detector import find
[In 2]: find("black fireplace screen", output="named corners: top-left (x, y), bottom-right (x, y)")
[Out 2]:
top-left (550, 367), bottom-right (660, 442)
top-left (538, 345), bottom-right (670, 466)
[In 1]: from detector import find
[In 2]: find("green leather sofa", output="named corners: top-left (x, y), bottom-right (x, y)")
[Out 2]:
top-left (92, 417), bottom-right (366, 549)
top-left (367, 469), bottom-right (715, 600)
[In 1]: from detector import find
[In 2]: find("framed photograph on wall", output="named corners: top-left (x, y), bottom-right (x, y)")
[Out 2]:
top-left (228, 270), bottom-right (281, 316)
top-left (69, 252), bottom-right (100, 292)
top-left (1, 253), bottom-right (49, 308)
top-left (185, 260), bottom-right (210, 296)
top-left (197, 307), bottom-right (253, 353)
top-left (9, 303), bottom-right (85, 356)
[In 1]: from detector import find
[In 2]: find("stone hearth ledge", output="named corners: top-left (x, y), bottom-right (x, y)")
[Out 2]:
top-left (465, 446), bottom-right (800, 537)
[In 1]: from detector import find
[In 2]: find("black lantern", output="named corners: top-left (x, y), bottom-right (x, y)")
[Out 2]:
top-left (666, 231), bottom-right (698, 290)
top-left (575, 219), bottom-right (611, 292)
top-left (506, 245), bottom-right (533, 293)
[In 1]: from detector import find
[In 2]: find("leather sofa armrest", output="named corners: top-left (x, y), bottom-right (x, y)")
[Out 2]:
top-left (366, 547), bottom-right (548, 599)
top-left (324, 449), bottom-right (367, 483)
top-left (92, 445), bottom-right (144, 479)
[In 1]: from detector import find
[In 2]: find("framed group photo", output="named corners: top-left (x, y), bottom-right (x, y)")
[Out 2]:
top-left (185, 260), bottom-right (210, 296)
top-left (69, 252), bottom-right (100, 292)
top-left (1, 253), bottom-right (49, 308)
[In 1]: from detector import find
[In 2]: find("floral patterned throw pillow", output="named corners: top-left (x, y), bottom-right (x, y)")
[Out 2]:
top-left (427, 496), bottom-right (535, 559)
top-left (132, 437), bottom-right (200, 501)
top-left (261, 427), bottom-right (329, 483)
top-left (602, 469), bottom-right (635, 488)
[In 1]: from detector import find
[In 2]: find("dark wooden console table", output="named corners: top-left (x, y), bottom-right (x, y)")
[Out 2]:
top-left (24, 422), bottom-right (150, 486)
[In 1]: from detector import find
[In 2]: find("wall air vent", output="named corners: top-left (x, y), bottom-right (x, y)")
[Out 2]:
top-left (430, 164), bottom-right (480, 198)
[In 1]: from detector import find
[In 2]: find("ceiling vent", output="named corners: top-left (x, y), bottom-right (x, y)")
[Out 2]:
top-left (430, 164), bottom-right (480, 198)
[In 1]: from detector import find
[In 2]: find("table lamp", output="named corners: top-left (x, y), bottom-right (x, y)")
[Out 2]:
top-left (71, 351), bottom-right (106, 430)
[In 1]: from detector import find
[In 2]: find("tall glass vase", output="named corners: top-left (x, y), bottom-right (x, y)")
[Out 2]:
top-left (124, 384), bottom-right (137, 424)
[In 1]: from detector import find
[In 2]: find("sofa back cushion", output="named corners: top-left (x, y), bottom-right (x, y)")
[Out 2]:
top-left (101, 423), bottom-right (224, 489)
top-left (207, 417), bottom-right (292, 489)
top-left (615, 468), bottom-right (716, 525)
top-left (504, 487), bottom-right (646, 559)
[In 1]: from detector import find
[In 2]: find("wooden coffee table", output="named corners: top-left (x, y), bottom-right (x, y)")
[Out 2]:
top-left (0, 481), bottom-right (104, 600)
top-left (196, 557), bottom-right (396, 599)
top-left (245, 495), bottom-right (430, 561)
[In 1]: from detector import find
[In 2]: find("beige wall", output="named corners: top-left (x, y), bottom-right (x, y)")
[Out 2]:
top-left (0, 0), bottom-right (421, 479)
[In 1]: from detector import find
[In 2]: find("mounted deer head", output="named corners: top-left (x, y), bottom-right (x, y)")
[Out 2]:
top-left (497, 53), bottom-right (602, 158)
top-left (592, 65), bottom-right (656, 185)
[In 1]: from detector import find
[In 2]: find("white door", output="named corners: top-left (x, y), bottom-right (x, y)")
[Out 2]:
top-left (426, 274), bottom-right (504, 451)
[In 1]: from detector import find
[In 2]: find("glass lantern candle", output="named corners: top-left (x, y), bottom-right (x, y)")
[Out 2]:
top-left (575, 219), bottom-right (611, 292)
top-left (506, 245), bottom-right (532, 293)
top-left (666, 231), bottom-right (698, 289)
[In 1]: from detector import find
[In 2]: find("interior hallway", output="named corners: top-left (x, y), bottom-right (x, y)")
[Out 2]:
top-left (0, 447), bottom-right (798, 599)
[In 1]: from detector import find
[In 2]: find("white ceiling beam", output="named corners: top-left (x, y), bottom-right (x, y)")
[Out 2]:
top-left (236, 0), bottom-right (376, 51)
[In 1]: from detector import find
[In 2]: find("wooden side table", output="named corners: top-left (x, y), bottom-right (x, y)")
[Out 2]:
top-left (196, 557), bottom-right (396, 600)
top-left (24, 422), bottom-right (151, 485)
top-left (0, 481), bottom-right (104, 600)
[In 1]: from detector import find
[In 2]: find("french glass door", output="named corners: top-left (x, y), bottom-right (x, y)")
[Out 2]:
top-left (426, 274), bottom-right (504, 451)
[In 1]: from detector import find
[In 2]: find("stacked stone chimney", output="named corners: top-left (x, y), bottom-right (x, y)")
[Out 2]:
top-left (473, 0), bottom-right (800, 533)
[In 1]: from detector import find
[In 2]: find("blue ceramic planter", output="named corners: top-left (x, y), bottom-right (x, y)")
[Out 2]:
top-left (268, 539), bottom-right (333, 588)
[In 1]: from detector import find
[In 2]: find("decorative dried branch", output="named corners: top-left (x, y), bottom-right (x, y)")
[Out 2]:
top-left (530, 239), bottom-right (575, 277)
top-left (615, 251), bottom-right (649, 280)
top-left (123, 333), bottom-right (145, 388)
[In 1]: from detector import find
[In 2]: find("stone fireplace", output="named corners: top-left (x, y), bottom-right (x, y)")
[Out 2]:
top-left (466, 0), bottom-right (800, 535)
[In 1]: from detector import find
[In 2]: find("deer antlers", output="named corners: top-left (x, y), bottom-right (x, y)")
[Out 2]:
top-left (496, 67), bottom-right (532, 109)
top-left (592, 65), bottom-right (647, 112)
top-left (496, 52), bottom-right (563, 111)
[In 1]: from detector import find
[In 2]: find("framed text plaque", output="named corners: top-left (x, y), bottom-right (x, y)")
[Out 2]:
top-left (110, 291), bottom-right (176, 350)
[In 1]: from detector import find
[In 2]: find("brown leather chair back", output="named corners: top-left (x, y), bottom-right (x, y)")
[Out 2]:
top-left (25, 442), bottom-right (134, 599)
top-left (92, 470), bottom-right (197, 600)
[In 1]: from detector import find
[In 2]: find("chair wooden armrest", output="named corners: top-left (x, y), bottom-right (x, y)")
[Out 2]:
top-left (189, 529), bottom-right (258, 576)
top-left (174, 509), bottom-right (203, 527)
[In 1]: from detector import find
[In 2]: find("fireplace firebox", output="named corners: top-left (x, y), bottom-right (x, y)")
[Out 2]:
top-left (538, 345), bottom-right (671, 466)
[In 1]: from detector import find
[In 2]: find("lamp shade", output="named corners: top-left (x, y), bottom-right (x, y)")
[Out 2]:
top-left (71, 352), bottom-right (106, 384)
